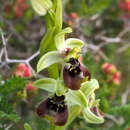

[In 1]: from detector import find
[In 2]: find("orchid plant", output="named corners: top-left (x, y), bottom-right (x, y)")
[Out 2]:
top-left (31, 0), bottom-right (104, 129)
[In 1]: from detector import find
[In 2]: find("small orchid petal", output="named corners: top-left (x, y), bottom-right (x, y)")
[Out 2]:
top-left (80, 64), bottom-right (91, 80)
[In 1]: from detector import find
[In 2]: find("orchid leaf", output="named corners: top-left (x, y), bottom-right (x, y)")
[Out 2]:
top-left (37, 51), bottom-right (63, 73)
top-left (81, 79), bottom-right (99, 97)
top-left (66, 38), bottom-right (84, 49)
top-left (55, 27), bottom-right (72, 51)
top-left (31, 0), bottom-right (52, 16)
top-left (83, 107), bottom-right (104, 124)
top-left (66, 90), bottom-right (87, 107)
top-left (33, 78), bottom-right (56, 93)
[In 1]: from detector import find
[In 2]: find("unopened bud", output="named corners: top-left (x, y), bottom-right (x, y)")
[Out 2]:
top-left (69, 12), bottom-right (78, 19)
top-left (101, 63), bottom-right (117, 74)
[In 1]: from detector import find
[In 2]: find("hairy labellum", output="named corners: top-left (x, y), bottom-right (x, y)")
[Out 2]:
top-left (48, 94), bottom-right (65, 113)
top-left (54, 105), bottom-right (68, 126)
top-left (63, 58), bottom-right (91, 90)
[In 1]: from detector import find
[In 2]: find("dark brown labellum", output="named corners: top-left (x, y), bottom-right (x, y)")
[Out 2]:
top-left (54, 105), bottom-right (69, 126)
top-left (37, 98), bottom-right (50, 117)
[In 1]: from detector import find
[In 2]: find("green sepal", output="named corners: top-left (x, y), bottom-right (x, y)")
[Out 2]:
top-left (37, 51), bottom-right (64, 73)
top-left (55, 79), bottom-right (67, 96)
top-left (66, 90), bottom-right (87, 107)
top-left (81, 79), bottom-right (99, 97)
top-left (66, 38), bottom-right (84, 49)
top-left (33, 78), bottom-right (56, 93)
top-left (55, 27), bottom-right (72, 51)
top-left (83, 107), bottom-right (104, 124)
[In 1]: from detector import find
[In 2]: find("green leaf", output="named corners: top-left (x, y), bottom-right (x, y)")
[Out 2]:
top-left (31, 0), bottom-right (52, 16)
top-left (40, 27), bottom-right (55, 56)
top-left (83, 107), bottom-right (104, 124)
top-left (81, 79), bottom-right (99, 97)
top-left (33, 78), bottom-right (56, 93)
top-left (24, 123), bottom-right (32, 130)
top-left (66, 38), bottom-right (84, 49)
top-left (66, 90), bottom-right (87, 107)
top-left (37, 51), bottom-right (64, 73)
top-left (55, 0), bottom-right (63, 32)
top-left (55, 79), bottom-right (67, 96)
top-left (55, 27), bottom-right (72, 51)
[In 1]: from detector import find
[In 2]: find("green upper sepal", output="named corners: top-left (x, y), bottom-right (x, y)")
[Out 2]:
top-left (66, 38), bottom-right (84, 49)
top-left (55, 79), bottom-right (67, 96)
top-left (33, 78), bottom-right (56, 93)
top-left (55, 28), bottom-right (84, 52)
top-left (55, 27), bottom-right (72, 51)
top-left (37, 51), bottom-right (64, 73)
top-left (81, 79), bottom-right (99, 98)
top-left (66, 90), bottom-right (87, 108)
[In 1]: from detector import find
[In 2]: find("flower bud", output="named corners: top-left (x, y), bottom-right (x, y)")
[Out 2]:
top-left (126, 1), bottom-right (130, 11)
top-left (4, 4), bottom-right (10, 13)
top-left (112, 72), bottom-right (121, 85)
top-left (14, 5), bottom-right (23, 18)
top-left (24, 68), bottom-right (32, 78)
top-left (26, 81), bottom-right (35, 91)
top-left (18, 0), bottom-right (27, 4)
top-left (101, 63), bottom-right (117, 74)
top-left (14, 63), bottom-right (32, 78)
top-left (16, 63), bottom-right (27, 71)
top-left (26, 81), bottom-right (38, 97)
top-left (120, 0), bottom-right (126, 10)
top-left (69, 12), bottom-right (78, 19)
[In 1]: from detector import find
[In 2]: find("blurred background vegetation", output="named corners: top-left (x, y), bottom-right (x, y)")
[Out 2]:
top-left (0, 0), bottom-right (130, 129)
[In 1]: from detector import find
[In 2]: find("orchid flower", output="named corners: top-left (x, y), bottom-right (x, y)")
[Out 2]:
top-left (37, 94), bottom-right (68, 126)
top-left (33, 78), bottom-right (104, 125)
top-left (31, 0), bottom-right (104, 127)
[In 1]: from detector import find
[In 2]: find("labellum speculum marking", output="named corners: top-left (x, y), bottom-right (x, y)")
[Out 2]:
top-left (63, 58), bottom-right (91, 90)
top-left (36, 94), bottom-right (68, 126)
